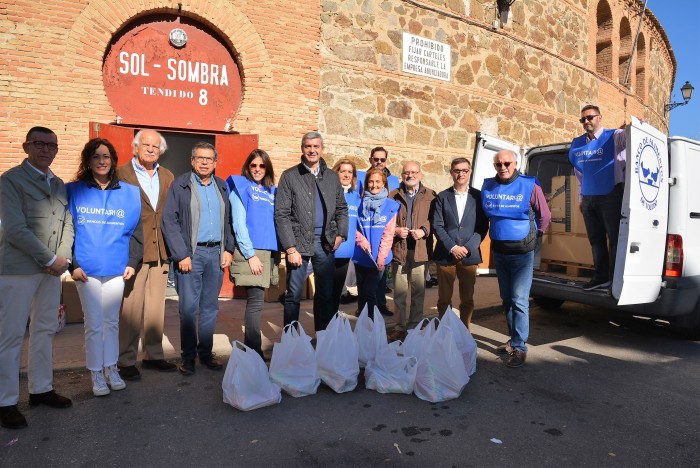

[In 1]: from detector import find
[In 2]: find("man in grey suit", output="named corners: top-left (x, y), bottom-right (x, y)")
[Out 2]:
top-left (431, 157), bottom-right (488, 331)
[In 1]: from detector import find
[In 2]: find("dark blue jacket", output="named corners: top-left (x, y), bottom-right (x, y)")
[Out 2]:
top-left (431, 186), bottom-right (488, 265)
top-left (161, 172), bottom-right (235, 263)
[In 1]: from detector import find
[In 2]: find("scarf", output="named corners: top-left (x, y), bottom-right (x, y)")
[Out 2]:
top-left (362, 187), bottom-right (388, 224)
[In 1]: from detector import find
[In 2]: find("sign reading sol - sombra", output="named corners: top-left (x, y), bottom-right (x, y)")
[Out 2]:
top-left (103, 21), bottom-right (242, 131)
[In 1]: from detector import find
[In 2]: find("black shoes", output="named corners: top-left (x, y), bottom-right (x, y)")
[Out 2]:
top-left (0, 405), bottom-right (27, 429)
top-left (377, 305), bottom-right (393, 317)
top-left (142, 359), bottom-right (177, 372)
top-left (339, 292), bottom-right (357, 304)
top-left (582, 279), bottom-right (612, 291)
top-left (200, 355), bottom-right (223, 371)
top-left (28, 390), bottom-right (72, 408)
top-left (178, 360), bottom-right (195, 376)
top-left (425, 276), bottom-right (438, 288)
top-left (117, 365), bottom-right (141, 381)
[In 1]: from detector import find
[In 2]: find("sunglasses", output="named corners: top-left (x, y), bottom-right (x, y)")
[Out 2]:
top-left (494, 162), bottom-right (513, 168)
top-left (451, 169), bottom-right (470, 175)
top-left (372, 157), bottom-right (387, 163)
top-left (579, 115), bottom-right (600, 123)
top-left (249, 163), bottom-right (266, 169)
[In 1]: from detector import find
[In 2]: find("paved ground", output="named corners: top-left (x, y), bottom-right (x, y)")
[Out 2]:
top-left (5, 277), bottom-right (700, 466)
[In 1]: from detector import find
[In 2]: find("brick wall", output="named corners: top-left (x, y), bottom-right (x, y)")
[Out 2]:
top-left (0, 0), bottom-right (321, 180)
top-left (0, 0), bottom-right (675, 185)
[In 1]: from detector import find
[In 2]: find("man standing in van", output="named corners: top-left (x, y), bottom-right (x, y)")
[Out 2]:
top-left (482, 150), bottom-right (550, 368)
top-left (569, 105), bottom-right (627, 291)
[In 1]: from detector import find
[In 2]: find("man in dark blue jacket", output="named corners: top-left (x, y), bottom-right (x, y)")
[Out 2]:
top-left (162, 142), bottom-right (235, 376)
top-left (432, 157), bottom-right (488, 331)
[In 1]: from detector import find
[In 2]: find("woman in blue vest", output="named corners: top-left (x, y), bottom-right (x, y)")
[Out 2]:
top-left (331, 159), bottom-right (361, 313)
top-left (227, 149), bottom-right (279, 359)
top-left (354, 168), bottom-right (400, 319)
top-left (67, 138), bottom-right (143, 396)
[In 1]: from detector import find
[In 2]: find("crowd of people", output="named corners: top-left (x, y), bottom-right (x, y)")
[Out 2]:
top-left (1, 125), bottom-right (562, 430)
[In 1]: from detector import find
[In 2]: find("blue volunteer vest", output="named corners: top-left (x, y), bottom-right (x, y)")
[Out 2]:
top-left (481, 175), bottom-right (536, 241)
top-left (227, 175), bottom-right (278, 251)
top-left (66, 181), bottom-right (141, 276)
top-left (353, 198), bottom-right (400, 268)
top-left (335, 189), bottom-right (361, 259)
top-left (568, 129), bottom-right (616, 196)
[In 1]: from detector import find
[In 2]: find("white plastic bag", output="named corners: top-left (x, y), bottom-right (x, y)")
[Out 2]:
top-left (414, 325), bottom-right (469, 403)
top-left (400, 318), bottom-right (438, 360)
top-left (354, 304), bottom-right (374, 368)
top-left (222, 341), bottom-right (282, 411)
top-left (316, 313), bottom-right (359, 393)
top-left (365, 310), bottom-right (417, 394)
top-left (439, 306), bottom-right (478, 376)
top-left (269, 322), bottom-right (320, 397)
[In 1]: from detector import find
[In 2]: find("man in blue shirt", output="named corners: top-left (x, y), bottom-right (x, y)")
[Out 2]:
top-left (569, 105), bottom-right (627, 291)
top-left (162, 142), bottom-right (235, 376)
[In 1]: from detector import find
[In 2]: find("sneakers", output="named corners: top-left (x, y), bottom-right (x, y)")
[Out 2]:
top-left (0, 405), bottom-right (27, 429)
top-left (506, 349), bottom-right (527, 368)
top-left (582, 279), bottom-right (612, 291)
top-left (105, 365), bottom-right (126, 391)
top-left (495, 341), bottom-right (513, 354)
top-left (91, 370), bottom-right (110, 396)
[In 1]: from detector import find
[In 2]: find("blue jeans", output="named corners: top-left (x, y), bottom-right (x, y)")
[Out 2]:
top-left (284, 237), bottom-right (336, 331)
top-left (581, 183), bottom-right (623, 282)
top-left (493, 250), bottom-right (534, 352)
top-left (175, 245), bottom-right (223, 362)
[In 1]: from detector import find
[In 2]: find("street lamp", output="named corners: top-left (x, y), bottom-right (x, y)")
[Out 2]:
top-left (664, 81), bottom-right (694, 112)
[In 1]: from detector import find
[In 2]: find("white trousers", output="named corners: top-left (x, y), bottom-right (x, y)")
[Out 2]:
top-left (75, 275), bottom-right (125, 371)
top-left (0, 273), bottom-right (60, 406)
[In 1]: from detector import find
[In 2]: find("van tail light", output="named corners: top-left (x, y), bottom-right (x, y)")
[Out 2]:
top-left (664, 234), bottom-right (683, 277)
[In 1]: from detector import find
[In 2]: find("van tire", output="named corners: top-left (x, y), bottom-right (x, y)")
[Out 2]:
top-left (533, 296), bottom-right (565, 310)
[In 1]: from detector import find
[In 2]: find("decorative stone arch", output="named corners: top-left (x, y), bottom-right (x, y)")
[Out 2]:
top-left (635, 32), bottom-right (647, 100)
top-left (618, 15), bottom-right (632, 87)
top-left (595, 0), bottom-right (614, 80)
top-left (61, 0), bottom-right (273, 126)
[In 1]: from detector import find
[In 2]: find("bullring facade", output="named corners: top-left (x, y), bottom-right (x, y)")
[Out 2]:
top-left (0, 0), bottom-right (675, 186)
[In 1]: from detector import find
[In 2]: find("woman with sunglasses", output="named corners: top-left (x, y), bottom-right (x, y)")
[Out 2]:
top-left (227, 149), bottom-right (279, 359)
top-left (331, 159), bottom-right (362, 313)
top-left (354, 168), bottom-right (400, 319)
top-left (66, 138), bottom-right (143, 396)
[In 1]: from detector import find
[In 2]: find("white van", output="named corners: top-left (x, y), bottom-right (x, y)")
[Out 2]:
top-left (471, 118), bottom-right (700, 338)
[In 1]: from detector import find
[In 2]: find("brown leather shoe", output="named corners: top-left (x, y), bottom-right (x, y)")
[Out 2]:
top-left (141, 359), bottom-right (177, 372)
top-left (387, 329), bottom-right (407, 342)
top-left (0, 405), bottom-right (27, 429)
top-left (199, 355), bottom-right (223, 371)
top-left (28, 390), bottom-right (72, 408)
top-left (506, 349), bottom-right (527, 368)
top-left (496, 341), bottom-right (513, 354)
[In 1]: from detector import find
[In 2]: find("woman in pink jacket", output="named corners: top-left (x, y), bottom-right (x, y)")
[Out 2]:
top-left (354, 168), bottom-right (400, 319)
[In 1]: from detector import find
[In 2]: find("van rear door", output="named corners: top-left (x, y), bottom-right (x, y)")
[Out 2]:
top-left (612, 117), bottom-right (669, 305)
top-left (471, 133), bottom-right (521, 274)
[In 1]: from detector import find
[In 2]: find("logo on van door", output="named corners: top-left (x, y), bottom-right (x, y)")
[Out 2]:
top-left (634, 136), bottom-right (663, 210)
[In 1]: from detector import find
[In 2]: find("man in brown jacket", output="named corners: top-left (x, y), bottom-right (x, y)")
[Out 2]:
top-left (387, 161), bottom-right (436, 342)
top-left (116, 129), bottom-right (176, 380)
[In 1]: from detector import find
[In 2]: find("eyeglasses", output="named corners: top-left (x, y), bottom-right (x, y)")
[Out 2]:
top-left (27, 141), bottom-right (59, 151)
top-left (402, 171), bottom-right (419, 176)
top-left (249, 163), bottom-right (266, 169)
top-left (579, 115), bottom-right (600, 123)
top-left (451, 169), bottom-right (471, 175)
top-left (193, 156), bottom-right (215, 163)
top-left (493, 162), bottom-right (513, 168)
top-left (372, 157), bottom-right (387, 163)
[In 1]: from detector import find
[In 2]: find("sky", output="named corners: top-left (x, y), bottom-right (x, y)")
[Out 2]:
top-left (648, 0), bottom-right (700, 139)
